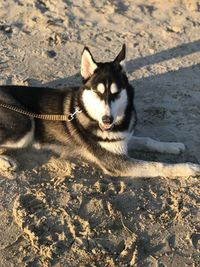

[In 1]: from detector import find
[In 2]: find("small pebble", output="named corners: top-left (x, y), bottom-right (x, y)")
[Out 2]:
top-left (47, 50), bottom-right (57, 58)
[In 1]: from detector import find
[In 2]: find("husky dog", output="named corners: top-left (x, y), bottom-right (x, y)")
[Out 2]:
top-left (0, 44), bottom-right (199, 178)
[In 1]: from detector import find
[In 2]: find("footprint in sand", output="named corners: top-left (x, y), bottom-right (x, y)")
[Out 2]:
top-left (13, 191), bottom-right (73, 265)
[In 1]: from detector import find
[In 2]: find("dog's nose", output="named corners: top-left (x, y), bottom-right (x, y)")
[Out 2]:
top-left (102, 115), bottom-right (113, 124)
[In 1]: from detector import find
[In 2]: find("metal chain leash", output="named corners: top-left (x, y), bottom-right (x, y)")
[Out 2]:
top-left (0, 101), bottom-right (82, 122)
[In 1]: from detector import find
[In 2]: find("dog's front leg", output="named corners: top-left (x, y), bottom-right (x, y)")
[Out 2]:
top-left (128, 136), bottom-right (185, 155)
top-left (124, 159), bottom-right (200, 178)
top-left (97, 152), bottom-right (200, 178)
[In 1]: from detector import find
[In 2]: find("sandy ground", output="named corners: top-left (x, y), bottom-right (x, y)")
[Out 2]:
top-left (0, 0), bottom-right (200, 266)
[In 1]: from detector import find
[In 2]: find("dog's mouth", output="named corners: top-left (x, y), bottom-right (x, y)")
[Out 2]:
top-left (99, 122), bottom-right (114, 131)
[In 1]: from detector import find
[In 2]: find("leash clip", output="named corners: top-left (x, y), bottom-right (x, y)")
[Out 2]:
top-left (68, 107), bottom-right (82, 121)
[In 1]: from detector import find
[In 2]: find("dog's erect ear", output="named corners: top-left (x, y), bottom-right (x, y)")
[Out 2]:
top-left (81, 47), bottom-right (97, 80)
top-left (113, 44), bottom-right (126, 67)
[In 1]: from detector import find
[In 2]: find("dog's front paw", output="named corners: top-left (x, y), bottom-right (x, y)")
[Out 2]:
top-left (186, 163), bottom-right (200, 176)
top-left (177, 162), bottom-right (200, 177)
top-left (167, 142), bottom-right (185, 155)
top-left (0, 156), bottom-right (18, 171)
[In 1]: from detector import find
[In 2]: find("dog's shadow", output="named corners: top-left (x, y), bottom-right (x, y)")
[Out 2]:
top-left (126, 39), bottom-right (200, 73)
top-left (26, 72), bottom-right (82, 89)
top-left (128, 39), bottom-right (200, 164)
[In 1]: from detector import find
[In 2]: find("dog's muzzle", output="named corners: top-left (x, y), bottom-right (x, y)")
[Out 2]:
top-left (99, 122), bottom-right (114, 131)
top-left (99, 115), bottom-right (114, 131)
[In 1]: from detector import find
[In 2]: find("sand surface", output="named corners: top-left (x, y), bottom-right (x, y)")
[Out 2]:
top-left (0, 0), bottom-right (200, 266)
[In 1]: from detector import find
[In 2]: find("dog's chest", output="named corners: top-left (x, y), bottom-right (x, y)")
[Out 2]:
top-left (97, 130), bottom-right (131, 155)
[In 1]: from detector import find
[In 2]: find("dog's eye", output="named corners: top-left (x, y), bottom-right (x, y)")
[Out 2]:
top-left (112, 91), bottom-right (120, 96)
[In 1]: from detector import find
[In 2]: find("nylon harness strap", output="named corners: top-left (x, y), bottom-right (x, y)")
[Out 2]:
top-left (0, 101), bottom-right (69, 121)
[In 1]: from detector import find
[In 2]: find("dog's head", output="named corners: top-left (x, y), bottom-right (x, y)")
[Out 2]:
top-left (81, 44), bottom-right (132, 131)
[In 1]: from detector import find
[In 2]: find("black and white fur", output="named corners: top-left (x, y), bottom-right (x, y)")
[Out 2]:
top-left (0, 44), bottom-right (200, 178)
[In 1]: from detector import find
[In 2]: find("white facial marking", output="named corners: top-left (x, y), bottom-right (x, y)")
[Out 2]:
top-left (82, 89), bottom-right (110, 123)
top-left (110, 83), bottom-right (118, 94)
top-left (97, 83), bottom-right (105, 94)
